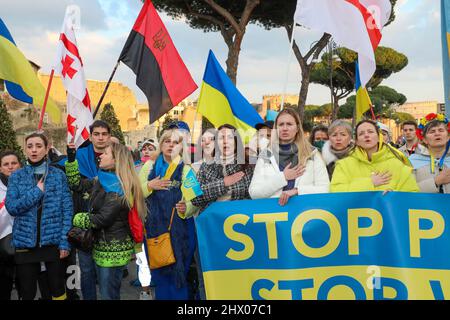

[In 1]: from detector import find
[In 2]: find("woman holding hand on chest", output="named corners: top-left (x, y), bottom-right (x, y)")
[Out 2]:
top-left (249, 108), bottom-right (330, 206)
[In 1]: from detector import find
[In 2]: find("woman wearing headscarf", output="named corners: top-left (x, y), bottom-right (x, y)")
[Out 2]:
top-left (331, 120), bottom-right (419, 192)
top-left (6, 132), bottom-right (73, 300)
top-left (409, 113), bottom-right (450, 193)
top-left (249, 108), bottom-right (330, 206)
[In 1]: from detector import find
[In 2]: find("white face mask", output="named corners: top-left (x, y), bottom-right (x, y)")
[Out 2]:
top-left (258, 137), bottom-right (270, 150)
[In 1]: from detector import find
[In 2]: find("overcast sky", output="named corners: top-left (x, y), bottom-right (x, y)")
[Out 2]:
top-left (0, 0), bottom-right (444, 105)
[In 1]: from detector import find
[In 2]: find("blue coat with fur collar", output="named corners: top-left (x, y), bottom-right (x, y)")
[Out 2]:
top-left (5, 165), bottom-right (73, 250)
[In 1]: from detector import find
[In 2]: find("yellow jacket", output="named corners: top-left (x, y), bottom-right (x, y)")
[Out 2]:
top-left (330, 145), bottom-right (419, 192)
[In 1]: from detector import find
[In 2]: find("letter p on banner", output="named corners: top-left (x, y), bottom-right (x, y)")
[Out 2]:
top-left (409, 209), bottom-right (445, 258)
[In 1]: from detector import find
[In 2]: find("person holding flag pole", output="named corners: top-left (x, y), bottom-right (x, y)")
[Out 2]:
top-left (51, 7), bottom-right (107, 300)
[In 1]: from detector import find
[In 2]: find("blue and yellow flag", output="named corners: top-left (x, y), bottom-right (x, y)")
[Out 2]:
top-left (0, 18), bottom-right (61, 123)
top-left (181, 166), bottom-right (203, 202)
top-left (441, 0), bottom-right (450, 118)
top-left (197, 50), bottom-right (264, 138)
top-left (355, 60), bottom-right (372, 122)
top-left (266, 110), bottom-right (278, 121)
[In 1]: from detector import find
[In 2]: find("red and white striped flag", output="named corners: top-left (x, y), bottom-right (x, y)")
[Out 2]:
top-left (294, 0), bottom-right (392, 88)
top-left (54, 9), bottom-right (93, 148)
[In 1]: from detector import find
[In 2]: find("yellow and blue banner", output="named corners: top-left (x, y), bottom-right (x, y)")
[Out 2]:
top-left (0, 18), bottom-right (60, 123)
top-left (441, 0), bottom-right (450, 118)
top-left (355, 60), bottom-right (372, 121)
top-left (197, 50), bottom-right (264, 138)
top-left (181, 166), bottom-right (203, 202)
top-left (196, 192), bottom-right (450, 300)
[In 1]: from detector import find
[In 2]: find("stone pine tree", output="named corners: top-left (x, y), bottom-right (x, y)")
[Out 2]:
top-left (253, 0), bottom-right (398, 120)
top-left (0, 99), bottom-right (23, 158)
top-left (100, 103), bottom-right (125, 145)
top-left (310, 46), bottom-right (408, 121)
top-left (152, 0), bottom-right (263, 84)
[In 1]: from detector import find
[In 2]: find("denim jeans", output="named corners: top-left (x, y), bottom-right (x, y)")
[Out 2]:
top-left (96, 265), bottom-right (124, 300)
top-left (77, 250), bottom-right (97, 300)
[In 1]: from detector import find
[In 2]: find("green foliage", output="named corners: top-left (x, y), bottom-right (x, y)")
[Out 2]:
top-left (302, 104), bottom-right (332, 132)
top-left (161, 114), bottom-right (175, 131)
top-left (152, 0), bottom-right (397, 33)
top-left (0, 99), bottom-right (24, 159)
top-left (254, 0), bottom-right (397, 30)
top-left (392, 111), bottom-right (415, 123)
top-left (202, 116), bottom-right (214, 131)
top-left (100, 103), bottom-right (125, 145)
top-left (339, 86), bottom-right (407, 119)
top-left (311, 46), bottom-right (408, 91)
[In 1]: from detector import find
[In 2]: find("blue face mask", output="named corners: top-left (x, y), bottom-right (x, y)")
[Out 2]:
top-left (313, 140), bottom-right (326, 152)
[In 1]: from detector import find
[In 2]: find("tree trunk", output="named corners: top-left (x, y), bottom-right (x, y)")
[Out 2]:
top-left (332, 95), bottom-right (340, 121)
top-left (225, 34), bottom-right (244, 85)
top-left (283, 25), bottom-right (331, 122)
top-left (297, 67), bottom-right (311, 122)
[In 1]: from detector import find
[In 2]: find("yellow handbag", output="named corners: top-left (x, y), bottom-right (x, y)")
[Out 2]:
top-left (146, 208), bottom-right (176, 269)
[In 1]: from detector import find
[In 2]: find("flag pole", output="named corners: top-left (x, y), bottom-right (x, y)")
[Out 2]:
top-left (37, 69), bottom-right (55, 131)
top-left (280, 22), bottom-right (297, 111)
top-left (93, 61), bottom-right (120, 118)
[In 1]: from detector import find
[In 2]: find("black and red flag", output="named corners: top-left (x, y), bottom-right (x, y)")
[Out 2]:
top-left (119, 0), bottom-right (197, 123)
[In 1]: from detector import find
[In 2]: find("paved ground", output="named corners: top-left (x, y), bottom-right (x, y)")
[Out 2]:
top-left (11, 257), bottom-right (153, 300)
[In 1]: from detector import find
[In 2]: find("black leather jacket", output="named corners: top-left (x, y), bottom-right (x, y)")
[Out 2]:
top-left (89, 181), bottom-right (131, 243)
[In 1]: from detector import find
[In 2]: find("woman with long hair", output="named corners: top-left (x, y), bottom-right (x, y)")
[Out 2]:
top-left (141, 128), bottom-right (197, 300)
top-left (0, 151), bottom-right (22, 300)
top-left (5, 133), bottom-right (73, 300)
top-left (321, 120), bottom-right (354, 179)
top-left (190, 124), bottom-right (254, 300)
top-left (331, 120), bottom-right (419, 192)
top-left (71, 142), bottom-right (146, 300)
top-left (192, 124), bottom-right (254, 212)
top-left (191, 128), bottom-right (216, 174)
top-left (249, 108), bottom-right (330, 206)
top-left (409, 113), bottom-right (450, 193)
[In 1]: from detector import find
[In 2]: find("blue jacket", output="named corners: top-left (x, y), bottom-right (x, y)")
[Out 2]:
top-left (5, 165), bottom-right (73, 250)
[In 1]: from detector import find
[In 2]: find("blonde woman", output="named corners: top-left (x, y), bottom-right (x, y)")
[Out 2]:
top-left (249, 108), bottom-right (330, 206)
top-left (139, 129), bottom-right (197, 300)
top-left (70, 143), bottom-right (146, 300)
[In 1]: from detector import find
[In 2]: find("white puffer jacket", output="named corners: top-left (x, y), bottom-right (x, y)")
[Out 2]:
top-left (0, 179), bottom-right (14, 240)
top-left (249, 148), bottom-right (330, 199)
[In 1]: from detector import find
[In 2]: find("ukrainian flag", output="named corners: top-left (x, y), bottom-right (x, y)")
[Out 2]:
top-left (181, 167), bottom-right (203, 202)
top-left (355, 60), bottom-right (372, 122)
top-left (441, 0), bottom-right (450, 118)
top-left (197, 50), bottom-right (263, 138)
top-left (0, 18), bottom-right (61, 123)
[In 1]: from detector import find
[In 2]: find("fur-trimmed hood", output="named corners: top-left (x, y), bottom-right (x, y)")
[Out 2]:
top-left (321, 141), bottom-right (338, 165)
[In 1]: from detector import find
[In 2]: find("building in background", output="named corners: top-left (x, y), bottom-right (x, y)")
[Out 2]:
top-left (260, 94), bottom-right (298, 119)
top-left (396, 101), bottom-right (444, 120)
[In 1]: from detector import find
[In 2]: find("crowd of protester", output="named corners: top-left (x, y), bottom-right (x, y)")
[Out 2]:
top-left (0, 108), bottom-right (449, 300)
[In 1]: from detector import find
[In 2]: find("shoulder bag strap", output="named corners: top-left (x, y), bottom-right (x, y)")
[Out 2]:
top-left (168, 207), bottom-right (176, 231)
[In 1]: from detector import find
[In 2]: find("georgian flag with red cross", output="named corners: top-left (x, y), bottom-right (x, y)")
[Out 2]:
top-left (54, 9), bottom-right (93, 148)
